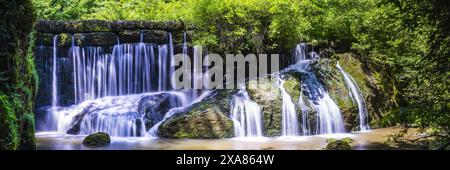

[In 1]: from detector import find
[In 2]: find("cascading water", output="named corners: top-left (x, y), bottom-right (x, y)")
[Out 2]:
top-left (39, 32), bottom-right (205, 137)
top-left (283, 43), bottom-right (345, 135)
top-left (230, 90), bottom-right (263, 137)
top-left (277, 77), bottom-right (299, 136)
top-left (68, 32), bottom-right (184, 103)
top-left (298, 90), bottom-right (311, 136)
top-left (52, 35), bottom-right (58, 107)
top-left (336, 62), bottom-right (370, 131)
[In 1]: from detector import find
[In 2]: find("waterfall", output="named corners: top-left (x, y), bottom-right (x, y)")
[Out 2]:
top-left (41, 32), bottom-right (209, 137)
top-left (52, 92), bottom-right (189, 137)
top-left (52, 35), bottom-right (58, 107)
top-left (298, 92), bottom-right (311, 136)
top-left (336, 62), bottom-right (370, 131)
top-left (276, 77), bottom-right (299, 136)
top-left (230, 90), bottom-right (263, 137)
top-left (70, 38), bottom-right (161, 102)
top-left (294, 43), bottom-right (307, 62)
top-left (286, 43), bottom-right (345, 135)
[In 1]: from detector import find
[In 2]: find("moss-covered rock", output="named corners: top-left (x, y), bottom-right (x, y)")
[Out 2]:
top-left (282, 73), bottom-right (301, 105)
top-left (0, 0), bottom-right (37, 150)
top-left (336, 53), bottom-right (393, 128)
top-left (325, 138), bottom-right (352, 150)
top-left (82, 132), bottom-right (111, 147)
top-left (247, 76), bottom-right (283, 136)
top-left (157, 98), bottom-right (234, 139)
top-left (311, 58), bottom-right (359, 131)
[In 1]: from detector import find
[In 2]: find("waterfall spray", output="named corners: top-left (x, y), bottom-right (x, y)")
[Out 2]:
top-left (277, 77), bottom-right (299, 136)
top-left (230, 90), bottom-right (263, 137)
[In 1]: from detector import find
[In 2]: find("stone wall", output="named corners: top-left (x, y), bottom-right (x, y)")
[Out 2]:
top-left (35, 20), bottom-right (193, 47)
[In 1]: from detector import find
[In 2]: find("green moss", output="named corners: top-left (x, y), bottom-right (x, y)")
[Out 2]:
top-left (59, 33), bottom-right (71, 47)
top-left (0, 94), bottom-right (19, 150)
top-left (283, 73), bottom-right (301, 104)
top-left (325, 137), bottom-right (353, 150)
top-left (247, 76), bottom-right (283, 137)
top-left (158, 100), bottom-right (234, 139)
top-left (337, 53), bottom-right (371, 97)
top-left (311, 58), bottom-right (363, 130)
top-left (82, 132), bottom-right (111, 147)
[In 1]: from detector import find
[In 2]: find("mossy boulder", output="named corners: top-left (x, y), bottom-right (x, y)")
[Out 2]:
top-left (82, 132), bottom-right (111, 147)
top-left (325, 138), bottom-right (353, 150)
top-left (246, 76), bottom-right (283, 136)
top-left (157, 98), bottom-right (234, 139)
top-left (311, 59), bottom-right (359, 131)
top-left (336, 53), bottom-right (390, 128)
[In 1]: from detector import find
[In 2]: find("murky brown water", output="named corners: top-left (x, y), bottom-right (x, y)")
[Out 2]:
top-left (36, 127), bottom-right (406, 150)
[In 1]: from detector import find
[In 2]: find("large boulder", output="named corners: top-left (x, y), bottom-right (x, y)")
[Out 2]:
top-left (310, 58), bottom-right (359, 131)
top-left (246, 76), bottom-right (283, 136)
top-left (157, 98), bottom-right (234, 139)
top-left (336, 53), bottom-right (391, 128)
top-left (82, 132), bottom-right (111, 147)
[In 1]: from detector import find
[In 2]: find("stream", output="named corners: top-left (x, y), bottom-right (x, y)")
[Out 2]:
top-left (36, 127), bottom-right (404, 150)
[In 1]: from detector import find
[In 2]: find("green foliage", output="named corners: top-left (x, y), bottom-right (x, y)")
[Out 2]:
top-left (0, 94), bottom-right (20, 150)
top-left (0, 0), bottom-right (37, 150)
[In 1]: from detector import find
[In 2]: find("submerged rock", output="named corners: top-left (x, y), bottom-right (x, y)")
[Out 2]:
top-left (82, 132), bottom-right (111, 147)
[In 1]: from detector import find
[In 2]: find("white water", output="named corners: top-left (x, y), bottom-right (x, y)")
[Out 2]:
top-left (51, 92), bottom-right (189, 137)
top-left (336, 62), bottom-right (370, 131)
top-left (277, 77), bottom-right (299, 136)
top-left (43, 32), bottom-right (208, 137)
top-left (68, 33), bottom-right (176, 103)
top-left (298, 91), bottom-right (311, 136)
top-left (52, 35), bottom-right (58, 107)
top-left (294, 43), bottom-right (307, 62)
top-left (230, 90), bottom-right (263, 137)
top-left (288, 43), bottom-right (345, 135)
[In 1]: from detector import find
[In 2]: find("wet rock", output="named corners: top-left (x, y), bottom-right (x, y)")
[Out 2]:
top-left (138, 93), bottom-right (181, 131)
top-left (311, 58), bottom-right (359, 131)
top-left (157, 99), bottom-right (234, 139)
top-left (247, 76), bottom-right (283, 136)
top-left (35, 32), bottom-right (54, 46)
top-left (66, 104), bottom-right (96, 135)
top-left (35, 20), bottom-right (65, 33)
top-left (82, 132), bottom-right (111, 147)
top-left (325, 138), bottom-right (352, 150)
top-left (74, 32), bottom-right (117, 46)
top-left (119, 30), bottom-right (168, 44)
